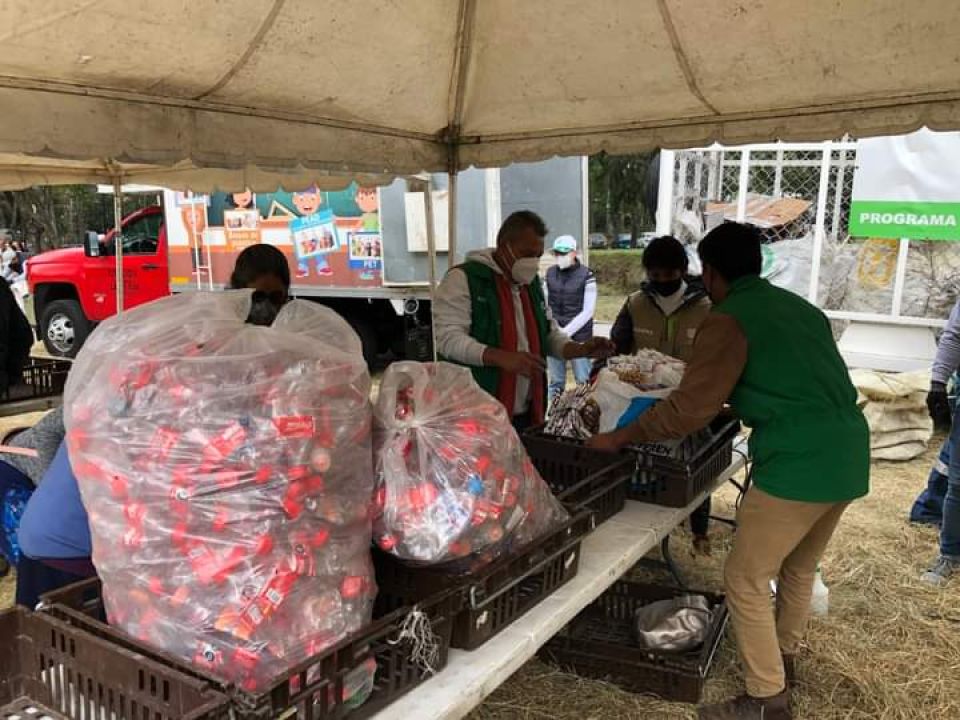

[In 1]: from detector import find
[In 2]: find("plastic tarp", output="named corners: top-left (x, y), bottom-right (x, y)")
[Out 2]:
top-left (1, 0), bottom-right (960, 190)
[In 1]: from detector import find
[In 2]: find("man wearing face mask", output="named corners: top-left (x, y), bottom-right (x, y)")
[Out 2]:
top-left (544, 235), bottom-right (597, 400)
top-left (228, 244), bottom-right (291, 326)
top-left (588, 222), bottom-right (869, 720)
top-left (434, 210), bottom-right (614, 431)
top-left (605, 235), bottom-right (711, 363)
top-left (599, 234), bottom-right (714, 550)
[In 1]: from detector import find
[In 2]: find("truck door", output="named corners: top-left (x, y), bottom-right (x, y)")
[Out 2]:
top-left (117, 210), bottom-right (166, 310)
top-left (94, 211), bottom-right (167, 314)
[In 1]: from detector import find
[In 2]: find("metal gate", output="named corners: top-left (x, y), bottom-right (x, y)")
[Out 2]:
top-left (658, 142), bottom-right (960, 329)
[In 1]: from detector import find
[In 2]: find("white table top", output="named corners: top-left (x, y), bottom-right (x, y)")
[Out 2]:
top-left (371, 446), bottom-right (748, 720)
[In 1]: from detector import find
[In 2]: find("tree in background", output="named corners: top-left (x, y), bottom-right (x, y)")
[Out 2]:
top-left (0, 185), bottom-right (154, 253)
top-left (589, 151), bottom-right (659, 241)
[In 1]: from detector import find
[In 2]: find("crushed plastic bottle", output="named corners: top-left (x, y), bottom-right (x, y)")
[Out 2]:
top-left (768, 564), bottom-right (829, 617)
top-left (810, 565), bottom-right (829, 617)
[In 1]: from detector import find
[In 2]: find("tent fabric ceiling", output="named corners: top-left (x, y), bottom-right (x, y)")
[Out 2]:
top-left (0, 0), bottom-right (958, 190)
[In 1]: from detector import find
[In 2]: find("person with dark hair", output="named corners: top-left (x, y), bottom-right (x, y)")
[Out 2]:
top-left (11, 246), bottom-right (296, 605)
top-left (607, 235), bottom-right (711, 362)
top-left (588, 222), bottom-right (869, 720)
top-left (229, 243), bottom-right (291, 326)
top-left (603, 235), bottom-right (714, 548)
top-left (434, 210), bottom-right (613, 431)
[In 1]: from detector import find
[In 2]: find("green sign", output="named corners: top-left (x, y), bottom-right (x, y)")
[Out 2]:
top-left (849, 200), bottom-right (960, 241)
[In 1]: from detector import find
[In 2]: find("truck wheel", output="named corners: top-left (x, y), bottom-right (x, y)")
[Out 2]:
top-left (41, 299), bottom-right (92, 358)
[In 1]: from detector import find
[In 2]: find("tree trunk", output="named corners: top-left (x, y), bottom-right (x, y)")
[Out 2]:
top-left (604, 175), bottom-right (613, 237)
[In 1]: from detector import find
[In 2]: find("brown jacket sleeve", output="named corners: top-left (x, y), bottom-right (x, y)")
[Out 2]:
top-left (623, 313), bottom-right (748, 444)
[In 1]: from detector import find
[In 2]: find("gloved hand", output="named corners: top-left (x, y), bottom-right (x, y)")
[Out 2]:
top-left (927, 382), bottom-right (952, 429)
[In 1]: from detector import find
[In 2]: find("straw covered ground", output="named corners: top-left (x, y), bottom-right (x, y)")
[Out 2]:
top-left (470, 439), bottom-right (960, 720)
top-left (1, 420), bottom-right (957, 719)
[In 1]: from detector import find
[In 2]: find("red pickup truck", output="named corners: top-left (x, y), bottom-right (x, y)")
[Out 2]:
top-left (27, 206), bottom-right (170, 357)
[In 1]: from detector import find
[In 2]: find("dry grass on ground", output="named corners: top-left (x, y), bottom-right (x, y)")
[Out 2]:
top-left (1, 421), bottom-right (957, 719)
top-left (470, 440), bottom-right (960, 720)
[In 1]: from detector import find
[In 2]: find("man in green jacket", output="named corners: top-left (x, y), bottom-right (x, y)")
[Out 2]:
top-left (434, 210), bottom-right (612, 430)
top-left (589, 222), bottom-right (869, 720)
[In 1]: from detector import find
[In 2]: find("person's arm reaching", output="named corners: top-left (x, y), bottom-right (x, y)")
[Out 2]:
top-left (591, 299), bottom-right (632, 379)
top-left (588, 313), bottom-right (747, 449)
top-left (561, 276), bottom-right (597, 337)
top-left (932, 301), bottom-right (960, 385)
top-left (433, 268), bottom-right (547, 377)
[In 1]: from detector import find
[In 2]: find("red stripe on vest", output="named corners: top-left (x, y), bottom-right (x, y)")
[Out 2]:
top-left (493, 273), bottom-right (545, 425)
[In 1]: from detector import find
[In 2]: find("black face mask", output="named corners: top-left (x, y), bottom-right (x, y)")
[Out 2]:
top-left (246, 291), bottom-right (282, 326)
top-left (649, 278), bottom-right (683, 297)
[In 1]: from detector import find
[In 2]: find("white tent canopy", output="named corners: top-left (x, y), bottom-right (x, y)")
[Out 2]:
top-left (1, 0), bottom-right (959, 191)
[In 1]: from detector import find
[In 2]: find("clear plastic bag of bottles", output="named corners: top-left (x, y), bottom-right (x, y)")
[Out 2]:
top-left (372, 361), bottom-right (569, 567)
top-left (64, 291), bottom-right (376, 692)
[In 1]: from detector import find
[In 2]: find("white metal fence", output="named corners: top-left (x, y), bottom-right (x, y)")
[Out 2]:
top-left (660, 143), bottom-right (960, 327)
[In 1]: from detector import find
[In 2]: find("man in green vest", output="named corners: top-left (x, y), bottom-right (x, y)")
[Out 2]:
top-left (588, 222), bottom-right (869, 720)
top-left (434, 210), bottom-right (613, 430)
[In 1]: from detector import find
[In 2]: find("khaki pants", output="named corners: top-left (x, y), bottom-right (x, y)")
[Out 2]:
top-left (724, 487), bottom-right (850, 697)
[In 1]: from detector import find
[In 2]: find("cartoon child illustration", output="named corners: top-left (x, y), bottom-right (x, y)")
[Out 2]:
top-left (231, 188), bottom-right (255, 210)
top-left (292, 186), bottom-right (333, 278)
top-left (355, 187), bottom-right (380, 231)
top-left (179, 203), bottom-right (208, 274)
top-left (351, 186), bottom-right (381, 280)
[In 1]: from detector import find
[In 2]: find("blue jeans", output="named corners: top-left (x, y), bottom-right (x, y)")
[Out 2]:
top-left (916, 403), bottom-right (960, 558)
top-left (911, 441), bottom-right (949, 525)
top-left (547, 356), bottom-right (592, 400)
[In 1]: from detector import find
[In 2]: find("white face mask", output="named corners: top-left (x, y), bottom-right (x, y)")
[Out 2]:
top-left (511, 257), bottom-right (541, 285)
top-left (556, 254), bottom-right (574, 270)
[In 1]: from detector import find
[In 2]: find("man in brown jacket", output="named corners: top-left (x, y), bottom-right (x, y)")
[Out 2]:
top-left (607, 235), bottom-right (711, 362)
top-left (603, 235), bottom-right (714, 549)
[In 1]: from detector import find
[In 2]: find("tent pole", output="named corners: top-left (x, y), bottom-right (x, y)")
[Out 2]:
top-left (423, 177), bottom-right (439, 361)
top-left (656, 150), bottom-right (676, 236)
top-left (113, 174), bottom-right (124, 315)
top-left (808, 142), bottom-right (833, 303)
top-left (448, 170), bottom-right (458, 267)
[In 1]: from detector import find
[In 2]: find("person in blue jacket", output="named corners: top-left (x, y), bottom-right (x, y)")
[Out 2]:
top-left (16, 439), bottom-right (95, 607)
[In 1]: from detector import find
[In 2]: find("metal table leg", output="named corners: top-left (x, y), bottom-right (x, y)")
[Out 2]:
top-left (637, 535), bottom-right (688, 589)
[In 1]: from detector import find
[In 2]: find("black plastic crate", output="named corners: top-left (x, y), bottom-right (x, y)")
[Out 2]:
top-left (523, 430), bottom-right (634, 526)
top-left (540, 580), bottom-right (728, 703)
top-left (41, 579), bottom-right (456, 720)
top-left (375, 508), bottom-right (593, 650)
top-left (627, 415), bottom-right (740, 507)
top-left (1, 360), bottom-right (70, 404)
top-left (1, 606), bottom-right (229, 720)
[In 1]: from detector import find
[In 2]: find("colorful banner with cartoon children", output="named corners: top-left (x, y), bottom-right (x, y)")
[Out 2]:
top-left (166, 183), bottom-right (383, 288)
